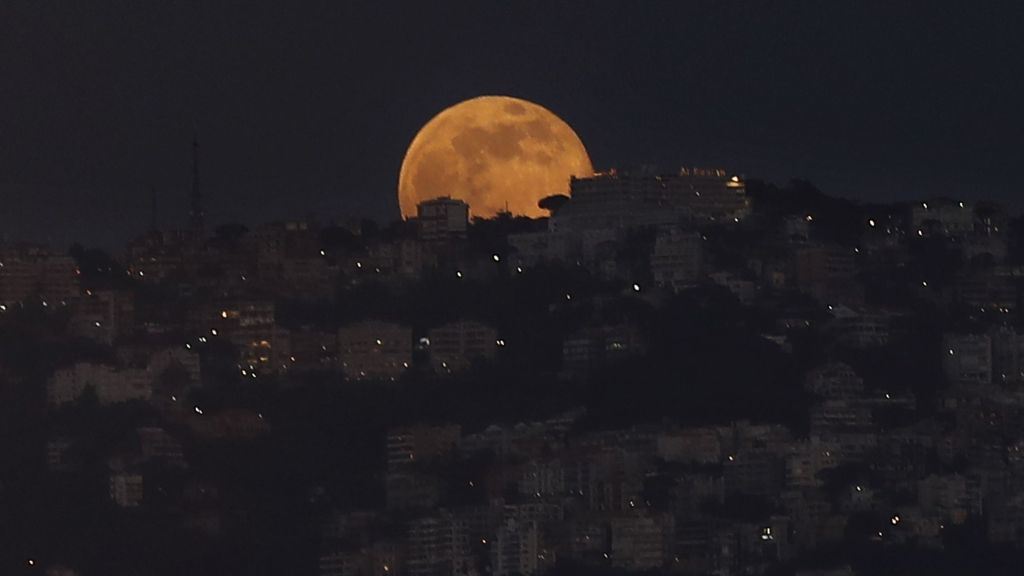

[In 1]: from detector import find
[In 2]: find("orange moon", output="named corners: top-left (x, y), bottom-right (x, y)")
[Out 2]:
top-left (398, 96), bottom-right (594, 219)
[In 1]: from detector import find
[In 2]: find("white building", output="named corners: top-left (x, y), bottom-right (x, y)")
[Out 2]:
top-left (48, 363), bottom-right (152, 406)
top-left (554, 167), bottom-right (748, 232)
top-left (417, 197), bottom-right (469, 241)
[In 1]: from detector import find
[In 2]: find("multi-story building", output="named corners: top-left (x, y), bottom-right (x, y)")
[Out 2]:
top-left (793, 245), bottom-right (862, 305)
top-left (828, 306), bottom-right (892, 348)
top-left (386, 471), bottom-right (441, 511)
top-left (953, 272), bottom-right (1017, 311)
top-left (338, 321), bottom-right (412, 381)
top-left (651, 228), bottom-right (703, 291)
top-left (124, 230), bottom-right (190, 283)
top-left (387, 424), bottom-right (461, 470)
top-left (360, 238), bottom-right (432, 280)
top-left (517, 458), bottom-right (567, 498)
top-left (943, 333), bottom-right (992, 385)
top-left (46, 437), bottom-right (76, 472)
top-left (918, 474), bottom-right (982, 524)
top-left (610, 513), bottom-right (672, 571)
top-left (47, 363), bottom-right (152, 406)
top-left (492, 518), bottom-right (544, 576)
top-left (109, 472), bottom-right (144, 508)
top-left (68, 289), bottom-right (135, 345)
top-left (786, 439), bottom-right (840, 488)
top-left (406, 514), bottom-right (475, 576)
top-left (428, 320), bottom-right (498, 374)
top-left (909, 199), bottom-right (974, 237)
top-left (561, 324), bottom-right (645, 378)
top-left (808, 400), bottom-right (877, 461)
top-left (804, 363), bottom-right (864, 399)
top-left (553, 167), bottom-right (748, 232)
top-left (417, 197), bottom-right (470, 242)
top-left (507, 231), bottom-right (579, 266)
top-left (656, 427), bottom-right (721, 464)
top-left (0, 245), bottom-right (78, 304)
top-left (282, 326), bottom-right (339, 373)
top-left (137, 426), bottom-right (187, 469)
top-left (194, 300), bottom-right (279, 372)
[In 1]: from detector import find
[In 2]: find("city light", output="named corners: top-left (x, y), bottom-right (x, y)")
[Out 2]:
top-left (4, 10), bottom-right (1014, 572)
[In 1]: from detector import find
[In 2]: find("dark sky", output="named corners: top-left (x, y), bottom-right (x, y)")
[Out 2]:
top-left (2, 1), bottom-right (1022, 248)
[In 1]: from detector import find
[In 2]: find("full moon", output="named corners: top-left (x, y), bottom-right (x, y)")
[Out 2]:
top-left (398, 96), bottom-right (594, 219)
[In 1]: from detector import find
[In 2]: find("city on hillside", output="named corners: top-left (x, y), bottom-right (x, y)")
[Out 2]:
top-left (4, 166), bottom-right (1024, 575)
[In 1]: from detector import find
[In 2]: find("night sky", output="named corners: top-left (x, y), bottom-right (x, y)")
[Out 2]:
top-left (2, 1), bottom-right (1021, 248)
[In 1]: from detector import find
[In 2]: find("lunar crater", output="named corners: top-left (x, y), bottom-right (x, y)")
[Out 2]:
top-left (399, 95), bottom-right (593, 218)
